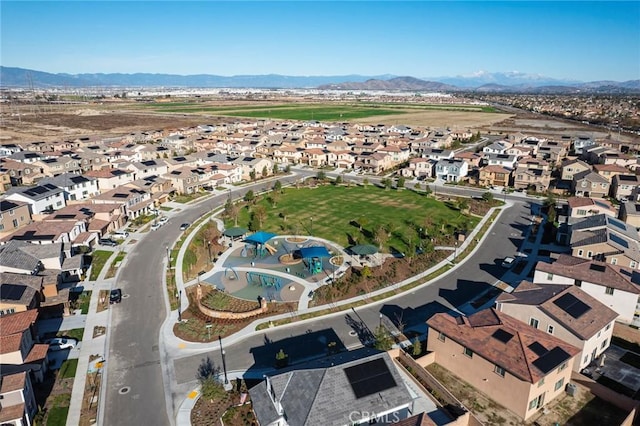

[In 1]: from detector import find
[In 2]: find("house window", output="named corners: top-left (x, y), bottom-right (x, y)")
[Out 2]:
top-left (601, 339), bottom-right (608, 349)
top-left (547, 325), bottom-right (554, 334)
top-left (9, 209), bottom-right (14, 216)
top-left (577, 249), bottom-right (584, 257)
top-left (547, 273), bottom-right (554, 281)
top-left (611, 258), bottom-right (617, 265)
top-left (494, 365), bottom-right (505, 377)
top-left (538, 378), bottom-right (545, 387)
top-left (554, 378), bottom-right (565, 392)
top-left (577, 209), bottom-right (587, 215)
top-left (605, 287), bottom-right (614, 295)
top-left (587, 251), bottom-right (593, 258)
top-left (12, 219), bottom-right (18, 228)
top-left (438, 331), bottom-right (446, 342)
top-left (0, 224), bottom-right (4, 231)
top-left (463, 347), bottom-right (473, 358)
top-left (558, 362), bottom-right (567, 373)
top-left (530, 318), bottom-right (539, 329)
top-left (575, 279), bottom-right (582, 287)
top-left (606, 323), bottom-right (612, 331)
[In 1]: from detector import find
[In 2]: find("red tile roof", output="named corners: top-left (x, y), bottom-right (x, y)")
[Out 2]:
top-left (427, 308), bottom-right (580, 383)
top-left (0, 371), bottom-right (26, 393)
top-left (0, 309), bottom-right (38, 336)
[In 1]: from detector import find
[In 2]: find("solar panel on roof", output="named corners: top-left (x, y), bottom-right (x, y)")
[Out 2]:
top-left (0, 284), bottom-right (26, 301)
top-left (608, 217), bottom-right (628, 231)
top-left (610, 233), bottom-right (629, 249)
top-left (554, 293), bottom-right (592, 319)
top-left (589, 264), bottom-right (606, 273)
top-left (344, 358), bottom-right (397, 399)
top-left (532, 347), bottom-right (571, 374)
top-left (113, 193), bottom-right (128, 198)
top-left (528, 342), bottom-right (548, 357)
top-left (593, 200), bottom-right (609, 209)
top-left (492, 329), bottom-right (514, 344)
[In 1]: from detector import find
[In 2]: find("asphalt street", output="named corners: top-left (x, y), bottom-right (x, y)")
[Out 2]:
top-left (103, 169), bottom-right (539, 425)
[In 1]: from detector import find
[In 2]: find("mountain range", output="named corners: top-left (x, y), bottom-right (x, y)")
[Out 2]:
top-left (1, 66), bottom-right (638, 94)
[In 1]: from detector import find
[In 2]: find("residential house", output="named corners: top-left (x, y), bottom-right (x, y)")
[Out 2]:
top-left (533, 255), bottom-right (640, 325)
top-left (164, 167), bottom-right (206, 195)
top-left (496, 282), bottom-right (617, 371)
top-left (593, 163), bottom-right (629, 183)
top-left (568, 214), bottom-right (640, 268)
top-left (0, 201), bottom-right (31, 239)
top-left (560, 159), bottom-right (591, 182)
top-left (566, 197), bottom-right (616, 220)
top-left (3, 220), bottom-right (86, 245)
top-left (0, 273), bottom-right (45, 315)
top-left (232, 157), bottom-right (273, 181)
top-left (0, 160), bottom-right (45, 186)
top-left (0, 310), bottom-right (49, 382)
top-left (39, 173), bottom-right (99, 202)
top-left (453, 151), bottom-right (481, 169)
top-left (427, 308), bottom-right (579, 421)
top-left (572, 136), bottom-right (597, 155)
top-left (484, 154), bottom-right (518, 170)
top-left (402, 158), bottom-right (434, 179)
top-left (126, 159), bottom-right (169, 180)
top-left (477, 165), bottom-right (511, 188)
top-left (571, 170), bottom-right (610, 198)
top-left (7, 152), bottom-right (45, 164)
top-left (435, 159), bottom-right (468, 182)
top-left (85, 168), bottom-right (135, 193)
top-left (422, 148), bottom-right (453, 162)
top-left (507, 145), bottom-right (534, 159)
top-left (249, 352), bottom-right (415, 426)
top-left (611, 175), bottom-right (640, 201)
top-left (536, 140), bottom-right (567, 165)
top-left (482, 141), bottom-right (511, 155)
top-left (92, 187), bottom-right (152, 220)
top-left (5, 184), bottom-right (66, 215)
top-left (619, 202), bottom-right (640, 229)
top-left (513, 158), bottom-right (552, 192)
top-left (356, 152), bottom-right (391, 174)
top-left (0, 371), bottom-right (38, 426)
top-left (45, 203), bottom-right (124, 238)
top-left (0, 144), bottom-right (22, 158)
top-left (0, 170), bottom-right (12, 194)
top-left (35, 157), bottom-right (81, 176)
top-left (303, 149), bottom-right (328, 167)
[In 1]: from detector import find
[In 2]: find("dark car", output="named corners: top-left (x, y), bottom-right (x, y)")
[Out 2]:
top-left (180, 223), bottom-right (190, 231)
top-left (109, 288), bottom-right (122, 304)
top-left (99, 238), bottom-right (117, 247)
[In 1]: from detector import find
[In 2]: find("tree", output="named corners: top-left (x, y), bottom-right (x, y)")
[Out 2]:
top-left (382, 178), bottom-right (392, 190)
top-left (196, 357), bottom-right (226, 400)
top-left (316, 170), bottom-right (326, 181)
top-left (262, 165), bottom-right (268, 178)
top-left (397, 176), bottom-right (405, 189)
top-left (374, 227), bottom-right (390, 250)
top-left (272, 163), bottom-right (279, 175)
top-left (249, 170), bottom-right (257, 181)
top-left (482, 192), bottom-right (494, 202)
top-left (284, 164), bottom-right (291, 173)
top-left (373, 326), bottom-right (393, 351)
top-left (244, 190), bottom-right (255, 204)
top-left (335, 175), bottom-right (343, 185)
top-left (224, 198), bottom-right (239, 226)
top-left (253, 205), bottom-right (267, 228)
top-left (363, 178), bottom-right (370, 188)
top-left (458, 198), bottom-right (469, 213)
top-left (412, 337), bottom-right (422, 357)
top-left (273, 180), bottom-right (283, 193)
top-left (268, 191), bottom-right (280, 208)
top-left (275, 349), bottom-right (289, 368)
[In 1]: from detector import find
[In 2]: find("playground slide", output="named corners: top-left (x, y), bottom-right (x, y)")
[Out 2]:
top-left (264, 243), bottom-right (277, 255)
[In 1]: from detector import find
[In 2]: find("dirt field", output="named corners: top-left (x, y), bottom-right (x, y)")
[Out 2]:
top-left (356, 110), bottom-right (513, 129)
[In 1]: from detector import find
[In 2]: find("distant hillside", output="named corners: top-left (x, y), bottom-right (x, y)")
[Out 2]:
top-left (1, 66), bottom-right (638, 94)
top-left (318, 76), bottom-right (457, 91)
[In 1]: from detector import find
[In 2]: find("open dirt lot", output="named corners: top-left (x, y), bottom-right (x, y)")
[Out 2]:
top-left (355, 110), bottom-right (512, 128)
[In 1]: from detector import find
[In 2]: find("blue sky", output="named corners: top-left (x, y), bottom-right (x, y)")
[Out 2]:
top-left (1, 1), bottom-right (639, 81)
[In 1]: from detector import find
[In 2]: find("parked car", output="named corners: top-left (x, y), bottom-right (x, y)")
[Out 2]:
top-left (46, 337), bottom-right (78, 351)
top-left (150, 222), bottom-right (161, 231)
top-left (501, 257), bottom-right (515, 268)
top-left (110, 288), bottom-right (122, 304)
top-left (98, 238), bottom-right (117, 247)
top-left (158, 216), bottom-right (169, 226)
top-left (180, 223), bottom-right (190, 231)
top-left (112, 230), bottom-right (129, 240)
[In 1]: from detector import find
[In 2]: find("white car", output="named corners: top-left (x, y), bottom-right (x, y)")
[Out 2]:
top-left (150, 222), bottom-right (161, 231)
top-left (112, 230), bottom-right (129, 240)
top-left (501, 257), bottom-right (516, 268)
top-left (46, 337), bottom-right (78, 351)
top-left (157, 216), bottom-right (169, 226)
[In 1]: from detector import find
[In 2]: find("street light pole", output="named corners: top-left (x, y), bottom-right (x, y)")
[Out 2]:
top-left (310, 216), bottom-right (313, 236)
top-left (177, 289), bottom-right (182, 322)
top-left (207, 241), bottom-right (212, 264)
top-left (219, 335), bottom-right (228, 384)
top-left (454, 241), bottom-right (458, 263)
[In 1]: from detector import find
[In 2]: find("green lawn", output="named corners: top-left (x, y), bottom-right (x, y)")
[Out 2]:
top-left (58, 327), bottom-right (84, 342)
top-left (89, 250), bottom-right (113, 281)
top-left (228, 184), bottom-right (478, 254)
top-left (59, 359), bottom-right (78, 379)
top-left (105, 252), bottom-right (126, 279)
top-left (46, 407), bottom-right (69, 426)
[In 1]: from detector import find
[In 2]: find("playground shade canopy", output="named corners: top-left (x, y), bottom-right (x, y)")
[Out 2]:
top-left (223, 227), bottom-right (248, 238)
top-left (299, 246), bottom-right (331, 259)
top-left (244, 231), bottom-right (277, 245)
top-left (349, 244), bottom-right (378, 256)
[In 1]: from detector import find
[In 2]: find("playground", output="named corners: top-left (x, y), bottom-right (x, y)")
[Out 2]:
top-left (201, 232), bottom-right (345, 303)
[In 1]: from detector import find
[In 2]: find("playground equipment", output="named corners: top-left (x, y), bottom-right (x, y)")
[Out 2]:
top-left (299, 246), bottom-right (331, 275)
top-left (224, 267), bottom-right (239, 281)
top-left (264, 243), bottom-right (278, 255)
top-left (246, 272), bottom-right (282, 290)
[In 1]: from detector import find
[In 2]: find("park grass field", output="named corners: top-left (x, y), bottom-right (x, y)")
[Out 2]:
top-left (228, 184), bottom-right (479, 254)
